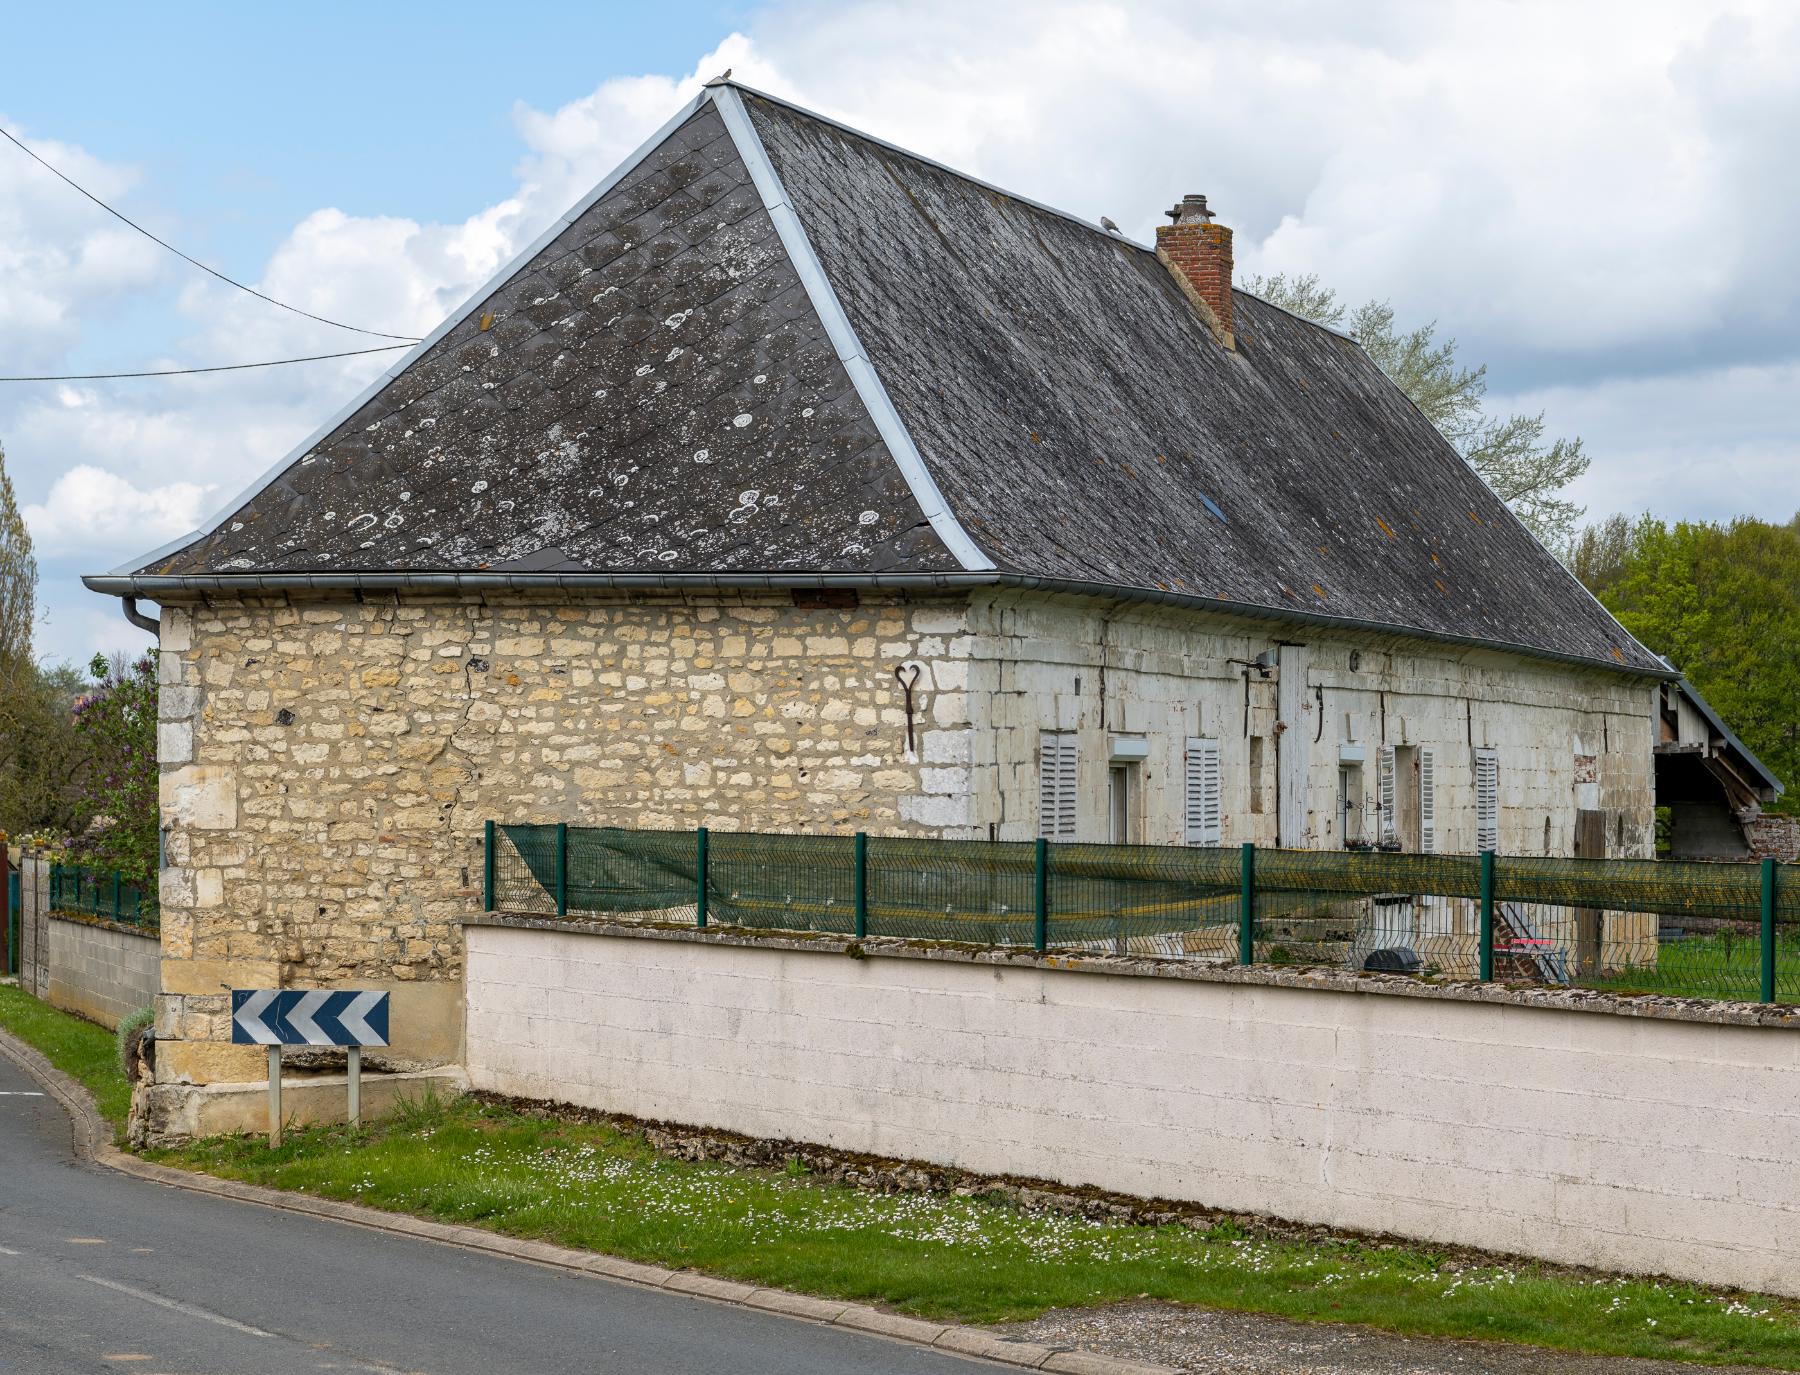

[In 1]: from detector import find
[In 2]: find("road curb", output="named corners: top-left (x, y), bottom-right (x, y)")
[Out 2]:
top-left (0, 1027), bottom-right (1174, 1375)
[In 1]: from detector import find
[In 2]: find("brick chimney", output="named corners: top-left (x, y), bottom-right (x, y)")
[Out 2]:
top-left (1155, 193), bottom-right (1234, 348)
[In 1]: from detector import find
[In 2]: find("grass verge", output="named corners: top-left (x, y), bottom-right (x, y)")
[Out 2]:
top-left (158, 1094), bottom-right (1800, 1369)
top-left (3, 986), bottom-right (1796, 1367)
top-left (0, 981), bottom-right (132, 1128)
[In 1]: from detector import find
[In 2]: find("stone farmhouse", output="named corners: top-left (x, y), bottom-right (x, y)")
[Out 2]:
top-left (88, 79), bottom-right (1669, 1134)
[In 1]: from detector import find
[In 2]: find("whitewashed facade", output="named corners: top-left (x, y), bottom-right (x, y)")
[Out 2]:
top-left (908, 592), bottom-right (1657, 858)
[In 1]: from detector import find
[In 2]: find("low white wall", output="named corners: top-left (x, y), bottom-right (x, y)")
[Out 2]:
top-left (46, 915), bottom-right (160, 1030)
top-left (465, 924), bottom-right (1800, 1298)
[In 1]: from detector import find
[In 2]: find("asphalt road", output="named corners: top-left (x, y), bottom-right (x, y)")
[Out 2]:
top-left (0, 1052), bottom-right (991, 1374)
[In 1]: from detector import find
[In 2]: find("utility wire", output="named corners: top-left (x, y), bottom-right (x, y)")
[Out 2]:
top-left (1, 125), bottom-right (421, 342)
top-left (0, 344), bottom-right (412, 381)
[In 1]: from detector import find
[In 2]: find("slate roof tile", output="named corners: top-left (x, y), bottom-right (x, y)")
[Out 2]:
top-left (115, 86), bottom-right (1657, 674)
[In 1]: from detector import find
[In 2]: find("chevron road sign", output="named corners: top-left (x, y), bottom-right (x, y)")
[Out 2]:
top-left (234, 989), bottom-right (391, 1144)
top-left (231, 990), bottom-right (390, 1047)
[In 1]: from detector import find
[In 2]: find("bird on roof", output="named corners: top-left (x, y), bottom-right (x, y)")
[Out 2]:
top-left (707, 68), bottom-right (733, 84)
top-left (1100, 216), bottom-right (1121, 234)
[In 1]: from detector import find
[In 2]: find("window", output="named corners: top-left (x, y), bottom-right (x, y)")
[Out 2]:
top-left (1248, 735), bottom-right (1265, 814)
top-left (1107, 763), bottom-right (1137, 844)
top-left (1185, 737), bottom-right (1222, 845)
top-left (1038, 732), bottom-right (1078, 840)
top-left (1474, 748), bottom-right (1499, 853)
top-left (1338, 763), bottom-right (1365, 845)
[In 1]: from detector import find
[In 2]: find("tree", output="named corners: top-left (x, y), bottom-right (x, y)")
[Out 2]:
top-left (0, 660), bottom-right (92, 839)
top-left (68, 650), bottom-right (160, 884)
top-left (1565, 512), bottom-right (1637, 598)
top-left (1578, 513), bottom-right (1800, 805)
top-left (1244, 273), bottom-right (1591, 549)
top-left (0, 442), bottom-right (35, 666)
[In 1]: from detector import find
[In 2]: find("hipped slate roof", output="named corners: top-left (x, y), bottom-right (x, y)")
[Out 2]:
top-left (91, 82), bottom-right (1663, 676)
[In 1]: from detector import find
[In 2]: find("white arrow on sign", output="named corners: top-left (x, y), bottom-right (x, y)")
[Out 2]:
top-left (232, 989), bottom-right (281, 1045)
top-left (337, 990), bottom-right (387, 1047)
top-left (285, 990), bottom-right (333, 1045)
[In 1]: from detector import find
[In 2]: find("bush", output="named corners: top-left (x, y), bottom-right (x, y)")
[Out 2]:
top-left (116, 1005), bottom-right (155, 1080)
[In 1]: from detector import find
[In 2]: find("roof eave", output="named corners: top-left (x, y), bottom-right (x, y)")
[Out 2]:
top-left (83, 568), bottom-right (1672, 680)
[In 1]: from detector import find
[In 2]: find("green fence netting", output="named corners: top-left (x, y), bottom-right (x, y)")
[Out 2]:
top-left (486, 823), bottom-right (1799, 1005)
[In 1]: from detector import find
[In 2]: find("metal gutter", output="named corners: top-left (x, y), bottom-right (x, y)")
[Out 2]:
top-left (710, 85), bottom-right (994, 574)
top-left (82, 567), bottom-right (1672, 680)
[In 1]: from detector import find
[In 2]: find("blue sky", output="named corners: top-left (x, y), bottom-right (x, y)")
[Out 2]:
top-left (5, 1), bottom-right (1799, 668)
top-left (3, 2), bottom-right (746, 376)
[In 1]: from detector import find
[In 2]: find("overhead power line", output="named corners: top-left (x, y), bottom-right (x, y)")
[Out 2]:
top-left (0, 344), bottom-right (413, 381)
top-left (1, 125), bottom-right (421, 342)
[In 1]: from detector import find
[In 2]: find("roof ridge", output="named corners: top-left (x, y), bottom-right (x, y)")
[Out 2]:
top-left (718, 80), bottom-right (1362, 347)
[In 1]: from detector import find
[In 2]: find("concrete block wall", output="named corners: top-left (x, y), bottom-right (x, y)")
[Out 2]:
top-left (45, 915), bottom-right (160, 1030)
top-left (466, 921), bottom-right (1800, 1299)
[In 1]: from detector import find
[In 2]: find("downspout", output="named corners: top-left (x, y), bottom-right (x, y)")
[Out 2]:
top-left (121, 596), bottom-right (159, 635)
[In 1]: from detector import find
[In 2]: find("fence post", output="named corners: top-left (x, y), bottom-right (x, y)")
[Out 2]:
top-left (1238, 842), bottom-right (1255, 966)
top-left (695, 826), bottom-right (709, 929)
top-left (853, 832), bottom-right (868, 939)
top-left (1479, 850), bottom-right (1495, 981)
top-left (112, 870), bottom-right (122, 922)
top-left (483, 820), bottom-right (496, 913)
top-left (555, 822), bottom-right (569, 917)
top-left (1033, 838), bottom-right (1048, 953)
top-left (1762, 857), bottom-right (1777, 1005)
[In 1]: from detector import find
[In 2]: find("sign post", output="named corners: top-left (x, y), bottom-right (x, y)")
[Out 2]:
top-left (231, 990), bottom-right (391, 1146)
top-left (267, 1045), bottom-right (283, 1148)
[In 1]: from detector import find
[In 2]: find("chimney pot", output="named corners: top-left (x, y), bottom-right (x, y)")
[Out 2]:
top-left (1155, 191), bottom-right (1234, 346)
top-left (1166, 193), bottom-right (1216, 224)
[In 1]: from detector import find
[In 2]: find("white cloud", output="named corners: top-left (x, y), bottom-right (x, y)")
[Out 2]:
top-left (6, 4), bottom-right (1800, 664)
top-left (0, 122), bottom-right (164, 366)
top-left (1499, 360), bottom-right (1800, 526)
top-left (23, 464), bottom-right (213, 557)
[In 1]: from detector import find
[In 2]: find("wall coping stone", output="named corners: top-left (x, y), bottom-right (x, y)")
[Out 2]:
top-left (467, 912), bottom-right (1800, 1033)
top-left (49, 911), bottom-right (162, 943)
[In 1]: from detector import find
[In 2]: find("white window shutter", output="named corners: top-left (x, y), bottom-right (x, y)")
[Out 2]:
top-left (1474, 748), bottom-right (1499, 853)
top-left (1377, 745), bottom-right (1397, 847)
top-left (1056, 735), bottom-right (1078, 840)
top-left (1039, 732), bottom-right (1079, 841)
top-left (1185, 738), bottom-right (1222, 845)
top-left (1418, 747), bottom-right (1436, 853)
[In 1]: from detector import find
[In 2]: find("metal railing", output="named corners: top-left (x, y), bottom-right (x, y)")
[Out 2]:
top-left (48, 862), bottom-right (160, 931)
top-left (484, 822), bottom-right (1798, 1006)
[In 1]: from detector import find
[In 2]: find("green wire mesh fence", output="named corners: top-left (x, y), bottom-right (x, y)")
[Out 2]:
top-left (47, 862), bottom-right (159, 930)
top-left (485, 822), bottom-right (1798, 1005)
